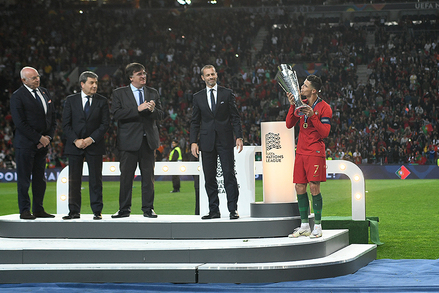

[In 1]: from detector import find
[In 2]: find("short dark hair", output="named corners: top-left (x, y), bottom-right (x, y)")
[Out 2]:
top-left (306, 75), bottom-right (322, 93)
top-left (79, 71), bottom-right (98, 84)
top-left (172, 138), bottom-right (179, 144)
top-left (125, 63), bottom-right (145, 79)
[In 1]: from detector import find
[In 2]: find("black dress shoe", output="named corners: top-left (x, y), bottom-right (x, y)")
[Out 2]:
top-left (111, 211), bottom-right (130, 218)
top-left (201, 211), bottom-right (221, 220)
top-left (62, 213), bottom-right (80, 220)
top-left (93, 213), bottom-right (102, 220)
top-left (20, 210), bottom-right (36, 220)
top-left (143, 209), bottom-right (158, 218)
top-left (34, 210), bottom-right (55, 218)
top-left (229, 211), bottom-right (239, 220)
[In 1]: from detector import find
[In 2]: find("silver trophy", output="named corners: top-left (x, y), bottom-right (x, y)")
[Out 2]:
top-left (275, 64), bottom-right (306, 117)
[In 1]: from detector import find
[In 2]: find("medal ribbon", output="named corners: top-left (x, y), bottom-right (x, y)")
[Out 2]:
top-left (303, 97), bottom-right (321, 125)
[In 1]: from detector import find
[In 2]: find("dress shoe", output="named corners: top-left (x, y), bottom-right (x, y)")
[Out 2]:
top-left (93, 213), bottom-right (102, 220)
top-left (111, 211), bottom-right (130, 218)
top-left (34, 210), bottom-right (55, 218)
top-left (20, 210), bottom-right (36, 220)
top-left (143, 209), bottom-right (158, 218)
top-left (201, 211), bottom-right (221, 220)
top-left (229, 211), bottom-right (239, 220)
top-left (62, 213), bottom-right (80, 220)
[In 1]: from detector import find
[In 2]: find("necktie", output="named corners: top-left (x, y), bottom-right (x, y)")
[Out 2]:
top-left (84, 96), bottom-right (91, 118)
top-left (210, 89), bottom-right (216, 112)
top-left (33, 89), bottom-right (46, 113)
top-left (138, 89), bottom-right (144, 105)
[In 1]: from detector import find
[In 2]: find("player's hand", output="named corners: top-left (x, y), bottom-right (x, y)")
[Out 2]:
top-left (299, 105), bottom-right (314, 117)
top-left (286, 92), bottom-right (295, 105)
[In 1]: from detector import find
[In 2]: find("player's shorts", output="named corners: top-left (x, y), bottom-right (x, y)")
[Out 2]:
top-left (293, 154), bottom-right (327, 184)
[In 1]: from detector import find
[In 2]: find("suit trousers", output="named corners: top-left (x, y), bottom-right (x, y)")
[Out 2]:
top-left (15, 147), bottom-right (47, 214)
top-left (172, 175), bottom-right (180, 191)
top-left (67, 153), bottom-right (103, 214)
top-left (118, 137), bottom-right (155, 213)
top-left (201, 134), bottom-right (239, 213)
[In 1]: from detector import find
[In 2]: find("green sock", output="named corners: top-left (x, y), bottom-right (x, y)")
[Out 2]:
top-left (312, 193), bottom-right (323, 225)
top-left (297, 193), bottom-right (309, 223)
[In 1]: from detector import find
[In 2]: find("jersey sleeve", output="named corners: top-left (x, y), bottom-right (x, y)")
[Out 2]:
top-left (286, 105), bottom-right (300, 129)
top-left (309, 102), bottom-right (332, 139)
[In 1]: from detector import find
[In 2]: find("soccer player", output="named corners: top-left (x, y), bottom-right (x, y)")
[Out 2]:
top-left (285, 75), bottom-right (332, 238)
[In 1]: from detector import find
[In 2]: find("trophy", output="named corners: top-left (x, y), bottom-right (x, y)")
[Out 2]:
top-left (275, 64), bottom-right (306, 117)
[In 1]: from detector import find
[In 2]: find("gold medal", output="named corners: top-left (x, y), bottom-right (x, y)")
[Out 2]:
top-left (303, 122), bottom-right (308, 129)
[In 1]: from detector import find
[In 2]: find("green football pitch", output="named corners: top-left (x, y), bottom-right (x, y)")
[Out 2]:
top-left (1, 179), bottom-right (438, 260)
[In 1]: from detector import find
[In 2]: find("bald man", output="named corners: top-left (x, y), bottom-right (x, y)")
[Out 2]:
top-left (10, 67), bottom-right (56, 220)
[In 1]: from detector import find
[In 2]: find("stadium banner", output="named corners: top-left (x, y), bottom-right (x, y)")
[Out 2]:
top-left (0, 168), bottom-right (62, 183)
top-left (1, 164), bottom-right (438, 183)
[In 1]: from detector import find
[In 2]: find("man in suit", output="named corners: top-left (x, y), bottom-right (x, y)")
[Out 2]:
top-left (10, 66), bottom-right (56, 220)
top-left (190, 65), bottom-right (243, 220)
top-left (111, 63), bottom-right (163, 218)
top-left (61, 71), bottom-right (110, 220)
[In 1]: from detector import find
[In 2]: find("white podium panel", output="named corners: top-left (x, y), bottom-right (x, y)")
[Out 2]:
top-left (199, 147), bottom-right (255, 217)
top-left (261, 122), bottom-right (296, 203)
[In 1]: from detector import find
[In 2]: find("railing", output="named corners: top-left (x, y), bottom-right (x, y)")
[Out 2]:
top-left (56, 146), bottom-right (365, 220)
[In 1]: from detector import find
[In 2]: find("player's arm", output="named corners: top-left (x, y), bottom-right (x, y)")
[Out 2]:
top-left (309, 104), bottom-right (332, 138)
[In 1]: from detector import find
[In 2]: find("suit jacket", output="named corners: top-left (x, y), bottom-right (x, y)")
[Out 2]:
top-left (10, 86), bottom-right (56, 149)
top-left (62, 93), bottom-right (110, 156)
top-left (190, 85), bottom-right (243, 152)
top-left (112, 85), bottom-right (163, 151)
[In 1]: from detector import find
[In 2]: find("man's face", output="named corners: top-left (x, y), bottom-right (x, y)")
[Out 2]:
top-left (22, 68), bottom-right (40, 89)
top-left (300, 79), bottom-right (315, 97)
top-left (130, 69), bottom-right (147, 88)
top-left (81, 77), bottom-right (98, 96)
top-left (201, 67), bottom-right (217, 88)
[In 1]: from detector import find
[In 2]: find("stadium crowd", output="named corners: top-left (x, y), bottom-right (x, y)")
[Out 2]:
top-left (1, 3), bottom-right (438, 169)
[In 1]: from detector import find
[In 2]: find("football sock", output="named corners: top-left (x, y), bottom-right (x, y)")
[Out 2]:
top-left (297, 192), bottom-right (310, 223)
top-left (312, 193), bottom-right (323, 225)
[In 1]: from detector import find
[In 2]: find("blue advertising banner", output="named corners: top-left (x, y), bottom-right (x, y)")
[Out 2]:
top-left (1, 165), bottom-right (437, 183)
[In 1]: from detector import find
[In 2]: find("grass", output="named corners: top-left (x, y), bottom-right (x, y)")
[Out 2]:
top-left (1, 179), bottom-right (438, 260)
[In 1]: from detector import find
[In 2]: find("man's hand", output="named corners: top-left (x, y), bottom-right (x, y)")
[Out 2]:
top-left (74, 139), bottom-right (86, 149)
top-left (236, 138), bottom-right (243, 153)
top-left (299, 105), bottom-right (314, 117)
top-left (83, 137), bottom-right (93, 148)
top-left (39, 135), bottom-right (50, 147)
top-left (146, 100), bottom-right (156, 112)
top-left (191, 143), bottom-right (199, 158)
top-left (138, 101), bottom-right (149, 112)
top-left (286, 92), bottom-right (295, 105)
top-left (75, 138), bottom-right (93, 149)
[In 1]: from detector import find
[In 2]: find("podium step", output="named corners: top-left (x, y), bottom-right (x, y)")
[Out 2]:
top-left (0, 214), bottom-right (376, 283)
top-left (0, 230), bottom-right (348, 264)
top-left (198, 244), bottom-right (377, 283)
top-left (0, 244), bottom-right (376, 284)
top-left (0, 214), bottom-right (304, 239)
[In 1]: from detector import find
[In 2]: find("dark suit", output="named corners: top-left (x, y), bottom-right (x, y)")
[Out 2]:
top-left (10, 86), bottom-right (56, 214)
top-left (62, 93), bottom-right (110, 215)
top-left (190, 85), bottom-right (243, 213)
top-left (112, 85), bottom-right (163, 213)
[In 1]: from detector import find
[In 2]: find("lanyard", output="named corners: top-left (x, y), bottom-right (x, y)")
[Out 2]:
top-left (304, 97), bottom-right (321, 124)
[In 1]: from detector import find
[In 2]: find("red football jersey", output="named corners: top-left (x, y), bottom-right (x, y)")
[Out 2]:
top-left (286, 98), bottom-right (332, 157)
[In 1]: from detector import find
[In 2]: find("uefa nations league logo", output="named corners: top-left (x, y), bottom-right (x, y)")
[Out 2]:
top-left (265, 132), bottom-right (284, 162)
